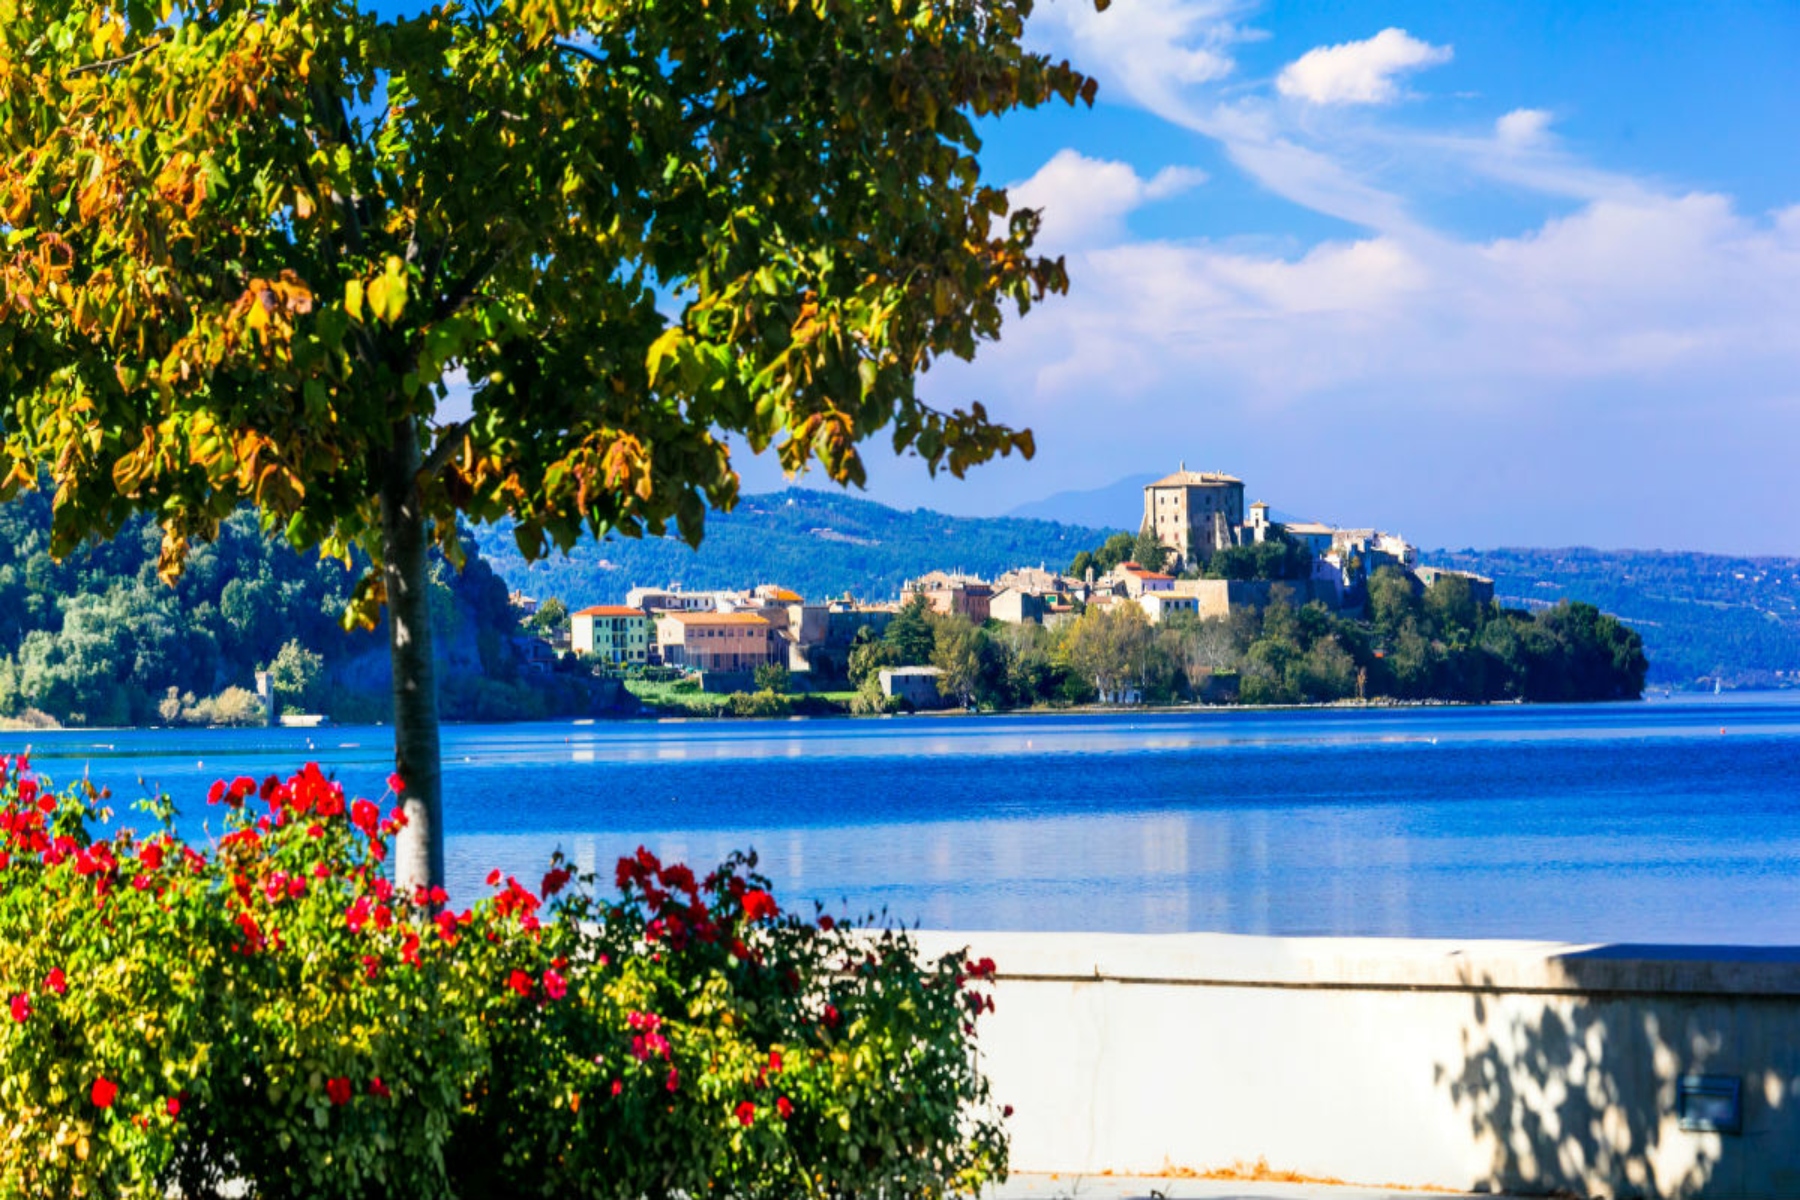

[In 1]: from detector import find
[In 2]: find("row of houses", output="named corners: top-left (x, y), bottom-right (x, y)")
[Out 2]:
top-left (530, 464), bottom-right (1494, 683)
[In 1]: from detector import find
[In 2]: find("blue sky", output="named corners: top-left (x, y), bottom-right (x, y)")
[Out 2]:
top-left (730, 0), bottom-right (1800, 553)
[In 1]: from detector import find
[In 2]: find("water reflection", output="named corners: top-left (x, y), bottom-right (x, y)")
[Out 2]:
top-left (11, 697), bottom-right (1800, 943)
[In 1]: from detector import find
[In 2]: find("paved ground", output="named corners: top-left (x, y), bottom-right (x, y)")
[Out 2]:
top-left (991, 1174), bottom-right (1491, 1200)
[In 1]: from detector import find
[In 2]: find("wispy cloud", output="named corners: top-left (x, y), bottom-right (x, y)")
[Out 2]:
top-left (1275, 28), bottom-right (1453, 106)
top-left (1009, 150), bottom-right (1205, 251)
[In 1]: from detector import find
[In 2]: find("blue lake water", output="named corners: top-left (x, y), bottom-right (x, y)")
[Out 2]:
top-left (10, 694), bottom-right (1800, 944)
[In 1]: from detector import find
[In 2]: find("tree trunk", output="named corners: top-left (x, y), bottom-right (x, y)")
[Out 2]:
top-left (381, 416), bottom-right (445, 893)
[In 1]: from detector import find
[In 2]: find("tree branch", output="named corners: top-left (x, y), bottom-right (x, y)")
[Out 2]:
top-left (553, 41), bottom-right (607, 70)
top-left (421, 421), bottom-right (472, 477)
top-left (69, 38), bottom-right (167, 77)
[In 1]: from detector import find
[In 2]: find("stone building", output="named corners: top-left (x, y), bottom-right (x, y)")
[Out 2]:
top-left (653, 612), bottom-right (782, 672)
top-left (1142, 466), bottom-right (1246, 569)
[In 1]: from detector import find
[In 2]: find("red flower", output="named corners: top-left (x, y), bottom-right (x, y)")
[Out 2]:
top-left (822, 1004), bottom-right (840, 1027)
top-left (91, 1077), bottom-right (117, 1108)
top-left (610, 1079), bottom-right (623, 1097)
top-left (506, 969), bottom-right (534, 998)
top-left (166, 1096), bottom-right (181, 1118)
top-left (741, 889), bottom-right (779, 922)
top-left (386, 772), bottom-right (405, 795)
top-left (434, 910), bottom-right (459, 944)
top-left (361, 955), bottom-right (381, 982)
top-left (541, 866), bottom-right (572, 897)
top-left (665, 1066), bottom-right (679, 1093)
top-left (776, 1096), bottom-right (794, 1120)
top-left (206, 780), bottom-right (226, 806)
top-left (401, 933), bottom-right (421, 968)
top-left (369, 1077), bottom-right (391, 1099)
top-left (735, 1100), bottom-right (756, 1126)
top-left (44, 967), bottom-right (66, 995)
top-left (326, 1077), bottom-right (352, 1106)
top-left (8, 994), bottom-right (29, 1023)
top-left (818, 915), bottom-right (835, 931)
top-left (1002, 1104), bottom-right (1015, 1118)
top-left (768, 1049), bottom-right (782, 1073)
top-left (543, 969), bottom-right (567, 1000)
top-left (350, 798), bottom-right (380, 836)
top-left (486, 868), bottom-right (502, 887)
top-left (139, 843), bottom-right (164, 871)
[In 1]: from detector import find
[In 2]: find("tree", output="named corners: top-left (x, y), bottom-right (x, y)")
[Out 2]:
top-left (1131, 524), bottom-right (1169, 573)
top-left (267, 639), bottom-right (325, 714)
top-left (1060, 601), bottom-right (1154, 703)
top-left (752, 662), bottom-right (790, 694)
top-left (885, 596), bottom-right (938, 666)
top-left (929, 615), bottom-right (985, 705)
top-left (0, 0), bottom-right (1096, 887)
top-left (526, 597), bottom-right (569, 641)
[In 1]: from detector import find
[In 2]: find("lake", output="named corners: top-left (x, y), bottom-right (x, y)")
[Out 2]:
top-left (11, 694), bottom-right (1800, 944)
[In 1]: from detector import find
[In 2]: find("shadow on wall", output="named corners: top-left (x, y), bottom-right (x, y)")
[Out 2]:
top-left (1436, 950), bottom-right (1800, 1199)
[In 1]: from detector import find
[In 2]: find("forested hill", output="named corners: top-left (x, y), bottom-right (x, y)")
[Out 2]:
top-left (1421, 547), bottom-right (1800, 690)
top-left (477, 489), bottom-right (1105, 604)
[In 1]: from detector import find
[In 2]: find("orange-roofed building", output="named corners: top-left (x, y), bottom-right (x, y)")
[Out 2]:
top-left (571, 605), bottom-right (651, 665)
top-left (655, 611), bottom-right (782, 673)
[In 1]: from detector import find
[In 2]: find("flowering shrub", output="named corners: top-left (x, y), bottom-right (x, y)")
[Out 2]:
top-left (0, 754), bottom-right (1007, 1199)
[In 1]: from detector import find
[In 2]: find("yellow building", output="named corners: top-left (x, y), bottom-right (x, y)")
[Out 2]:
top-left (570, 605), bottom-right (651, 665)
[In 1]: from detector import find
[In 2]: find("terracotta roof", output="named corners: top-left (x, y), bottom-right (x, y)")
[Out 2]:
top-left (659, 611), bottom-right (772, 627)
top-left (573, 605), bottom-right (644, 617)
top-left (764, 587), bottom-right (803, 603)
top-left (1146, 470), bottom-right (1243, 488)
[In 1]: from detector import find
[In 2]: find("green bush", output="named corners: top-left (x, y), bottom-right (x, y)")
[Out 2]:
top-left (726, 689), bottom-right (793, 718)
top-left (0, 758), bottom-right (1007, 1199)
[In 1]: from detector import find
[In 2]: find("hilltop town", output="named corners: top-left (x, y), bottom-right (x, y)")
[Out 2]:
top-left (512, 465), bottom-right (1632, 713)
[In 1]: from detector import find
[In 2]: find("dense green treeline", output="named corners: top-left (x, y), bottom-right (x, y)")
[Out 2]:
top-left (0, 490), bottom-right (604, 727)
top-left (842, 569), bottom-right (1646, 711)
top-left (1425, 547), bottom-right (1800, 689)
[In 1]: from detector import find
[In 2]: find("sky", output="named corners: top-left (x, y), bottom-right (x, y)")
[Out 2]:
top-left (730, 0), bottom-right (1800, 554)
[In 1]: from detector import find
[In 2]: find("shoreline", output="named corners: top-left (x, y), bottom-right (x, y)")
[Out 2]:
top-left (10, 686), bottom-right (1798, 736)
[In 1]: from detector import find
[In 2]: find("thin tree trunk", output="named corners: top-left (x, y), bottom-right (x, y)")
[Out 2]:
top-left (380, 416), bottom-right (445, 893)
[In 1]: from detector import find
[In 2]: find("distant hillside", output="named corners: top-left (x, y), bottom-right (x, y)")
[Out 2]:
top-left (476, 489), bottom-right (1109, 605)
top-left (1422, 547), bottom-right (1800, 690)
top-left (1005, 474), bottom-right (1154, 528)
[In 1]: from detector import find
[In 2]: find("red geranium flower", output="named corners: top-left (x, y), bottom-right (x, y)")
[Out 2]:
top-left (735, 1100), bottom-right (756, 1126)
top-left (369, 1077), bottom-right (391, 1099)
top-left (386, 773), bottom-right (405, 795)
top-left (326, 1077), bottom-right (352, 1106)
top-left (541, 866), bottom-right (572, 897)
top-left (543, 969), bottom-right (567, 1000)
top-left (776, 1096), bottom-right (794, 1120)
top-left (166, 1096), bottom-right (181, 1118)
top-left (350, 798), bottom-right (380, 836)
top-left (506, 969), bottom-right (534, 997)
top-left (44, 967), bottom-right (65, 995)
top-left (8, 994), bottom-right (29, 1023)
top-left (741, 889), bottom-right (779, 922)
top-left (91, 1077), bottom-right (117, 1108)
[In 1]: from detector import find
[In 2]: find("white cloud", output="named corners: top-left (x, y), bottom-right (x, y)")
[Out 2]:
top-left (1009, 150), bottom-right (1206, 250)
top-left (1495, 107), bottom-right (1554, 148)
top-left (1275, 28), bottom-right (1453, 106)
top-left (976, 191), bottom-right (1800, 425)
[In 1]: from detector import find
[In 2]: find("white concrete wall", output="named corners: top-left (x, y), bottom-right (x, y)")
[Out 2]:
top-left (912, 932), bottom-right (1800, 1199)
